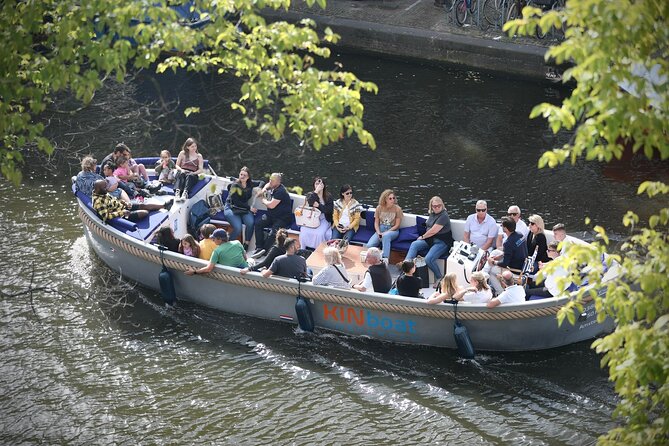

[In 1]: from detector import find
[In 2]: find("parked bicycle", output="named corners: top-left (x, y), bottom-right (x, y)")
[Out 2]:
top-left (454, 0), bottom-right (479, 27)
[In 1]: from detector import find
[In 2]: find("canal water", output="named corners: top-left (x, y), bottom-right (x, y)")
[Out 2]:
top-left (4, 51), bottom-right (660, 444)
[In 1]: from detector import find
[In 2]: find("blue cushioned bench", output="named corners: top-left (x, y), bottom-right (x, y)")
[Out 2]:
top-left (74, 189), bottom-right (169, 241)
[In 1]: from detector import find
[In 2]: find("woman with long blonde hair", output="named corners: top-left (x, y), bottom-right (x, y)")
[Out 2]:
top-left (427, 272), bottom-right (463, 304)
top-left (365, 189), bottom-right (403, 260)
top-left (453, 271), bottom-right (492, 304)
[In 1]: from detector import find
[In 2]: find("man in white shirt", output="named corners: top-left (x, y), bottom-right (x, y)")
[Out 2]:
top-left (487, 270), bottom-right (526, 308)
top-left (463, 200), bottom-right (498, 251)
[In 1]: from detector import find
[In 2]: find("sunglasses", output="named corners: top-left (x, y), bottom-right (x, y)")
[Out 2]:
top-left (548, 248), bottom-right (557, 252)
top-left (343, 191), bottom-right (352, 195)
top-left (529, 222), bottom-right (536, 226)
top-left (432, 203), bottom-right (443, 208)
top-left (476, 208), bottom-right (487, 212)
top-left (388, 196), bottom-right (396, 200)
top-left (507, 212), bottom-right (518, 216)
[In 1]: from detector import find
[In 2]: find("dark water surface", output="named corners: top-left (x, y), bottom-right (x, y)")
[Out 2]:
top-left (4, 52), bottom-right (660, 444)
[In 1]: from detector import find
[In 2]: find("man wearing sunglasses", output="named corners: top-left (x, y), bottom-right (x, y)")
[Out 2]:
top-left (463, 200), bottom-right (498, 251)
top-left (496, 204), bottom-right (529, 250)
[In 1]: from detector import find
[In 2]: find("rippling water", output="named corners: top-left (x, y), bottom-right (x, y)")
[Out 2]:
top-left (1, 53), bottom-right (653, 444)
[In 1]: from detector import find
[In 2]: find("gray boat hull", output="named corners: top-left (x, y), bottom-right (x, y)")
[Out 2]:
top-left (79, 204), bottom-right (614, 352)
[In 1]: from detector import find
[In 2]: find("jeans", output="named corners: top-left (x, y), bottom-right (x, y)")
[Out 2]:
top-left (405, 238), bottom-right (451, 280)
top-left (174, 171), bottom-right (198, 194)
top-left (366, 224), bottom-right (399, 259)
top-left (224, 206), bottom-right (255, 242)
top-left (333, 227), bottom-right (355, 242)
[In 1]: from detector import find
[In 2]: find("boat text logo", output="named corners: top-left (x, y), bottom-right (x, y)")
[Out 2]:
top-left (323, 304), bottom-right (416, 334)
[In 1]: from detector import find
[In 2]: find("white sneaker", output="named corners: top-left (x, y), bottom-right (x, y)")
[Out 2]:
top-left (174, 190), bottom-right (183, 202)
top-left (181, 190), bottom-right (189, 201)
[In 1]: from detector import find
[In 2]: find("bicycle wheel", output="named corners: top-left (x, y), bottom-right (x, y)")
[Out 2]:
top-left (455, 0), bottom-right (468, 26)
top-left (482, 0), bottom-right (502, 29)
top-left (506, 2), bottom-right (519, 22)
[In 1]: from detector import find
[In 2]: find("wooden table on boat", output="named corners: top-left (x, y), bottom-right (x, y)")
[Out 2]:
top-left (307, 243), bottom-right (368, 284)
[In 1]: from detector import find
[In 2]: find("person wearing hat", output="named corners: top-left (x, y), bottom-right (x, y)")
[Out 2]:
top-left (185, 228), bottom-right (248, 275)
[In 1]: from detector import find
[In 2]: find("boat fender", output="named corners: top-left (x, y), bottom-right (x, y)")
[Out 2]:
top-left (451, 300), bottom-right (475, 359)
top-left (158, 245), bottom-right (177, 306)
top-left (295, 276), bottom-right (314, 332)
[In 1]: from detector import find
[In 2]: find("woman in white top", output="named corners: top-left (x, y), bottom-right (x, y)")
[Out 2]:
top-left (312, 247), bottom-right (350, 288)
top-left (453, 271), bottom-right (493, 304)
top-left (332, 184), bottom-right (363, 242)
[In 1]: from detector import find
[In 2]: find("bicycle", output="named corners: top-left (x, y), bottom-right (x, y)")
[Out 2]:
top-left (480, 0), bottom-right (508, 30)
top-left (454, 0), bottom-right (478, 27)
top-left (533, 0), bottom-right (565, 40)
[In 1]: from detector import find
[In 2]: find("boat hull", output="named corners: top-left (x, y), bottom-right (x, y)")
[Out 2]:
top-left (79, 204), bottom-right (614, 352)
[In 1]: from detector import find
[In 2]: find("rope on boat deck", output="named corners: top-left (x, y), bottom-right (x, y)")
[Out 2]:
top-left (79, 209), bottom-right (561, 321)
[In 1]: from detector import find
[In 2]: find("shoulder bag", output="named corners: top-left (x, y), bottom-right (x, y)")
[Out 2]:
top-left (294, 204), bottom-right (322, 228)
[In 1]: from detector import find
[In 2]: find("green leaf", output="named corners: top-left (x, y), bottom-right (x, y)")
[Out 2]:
top-left (184, 107), bottom-right (200, 117)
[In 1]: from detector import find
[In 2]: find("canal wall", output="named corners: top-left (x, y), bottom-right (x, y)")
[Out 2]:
top-left (262, 3), bottom-right (553, 81)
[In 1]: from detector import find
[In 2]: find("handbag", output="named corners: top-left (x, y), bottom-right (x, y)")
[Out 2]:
top-left (230, 204), bottom-right (249, 215)
top-left (294, 205), bottom-right (322, 228)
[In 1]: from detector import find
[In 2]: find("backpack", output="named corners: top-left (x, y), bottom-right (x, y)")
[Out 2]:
top-left (188, 199), bottom-right (211, 237)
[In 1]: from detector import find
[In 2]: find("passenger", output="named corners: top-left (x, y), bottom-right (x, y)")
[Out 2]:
top-left (112, 156), bottom-right (143, 189)
top-left (91, 180), bottom-right (171, 223)
top-left (332, 184), bottom-right (363, 242)
top-left (395, 260), bottom-right (423, 298)
top-left (198, 224), bottom-right (217, 261)
top-left (125, 146), bottom-right (149, 183)
top-left (100, 143), bottom-right (136, 198)
top-left (155, 226), bottom-right (181, 253)
top-left (312, 246), bottom-right (350, 288)
top-left (186, 229), bottom-right (248, 275)
top-left (405, 196), bottom-right (454, 283)
top-left (487, 216), bottom-right (528, 295)
top-left (174, 137), bottom-right (205, 202)
top-left (75, 156), bottom-right (103, 196)
top-left (353, 247), bottom-right (392, 293)
top-left (552, 223), bottom-right (569, 254)
top-left (100, 143), bottom-right (128, 170)
top-left (223, 166), bottom-right (257, 250)
top-left (365, 189), bottom-right (403, 261)
top-left (240, 229), bottom-right (288, 275)
top-left (252, 173), bottom-right (293, 258)
top-left (525, 241), bottom-right (564, 299)
top-left (155, 150), bottom-right (176, 185)
top-left (261, 238), bottom-right (308, 280)
top-left (178, 234), bottom-right (201, 258)
top-left (527, 214), bottom-right (550, 264)
top-left (427, 272), bottom-right (464, 304)
top-left (452, 271), bottom-right (492, 304)
top-left (299, 177), bottom-right (334, 250)
top-left (496, 204), bottom-right (529, 248)
top-left (487, 270), bottom-right (526, 307)
top-left (102, 163), bottom-right (130, 203)
top-left (463, 200), bottom-right (498, 251)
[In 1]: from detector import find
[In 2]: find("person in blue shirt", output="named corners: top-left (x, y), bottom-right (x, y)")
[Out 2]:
top-left (487, 217), bottom-right (527, 294)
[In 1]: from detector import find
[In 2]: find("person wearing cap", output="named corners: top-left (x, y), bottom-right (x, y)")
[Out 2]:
top-left (185, 229), bottom-right (248, 275)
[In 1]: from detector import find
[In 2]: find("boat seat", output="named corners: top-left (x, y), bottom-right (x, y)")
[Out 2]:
top-left (351, 210), bottom-right (375, 245)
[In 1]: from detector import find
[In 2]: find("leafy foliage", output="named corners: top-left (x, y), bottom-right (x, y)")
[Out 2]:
top-left (0, 0), bottom-right (377, 184)
top-left (506, 1), bottom-right (668, 444)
